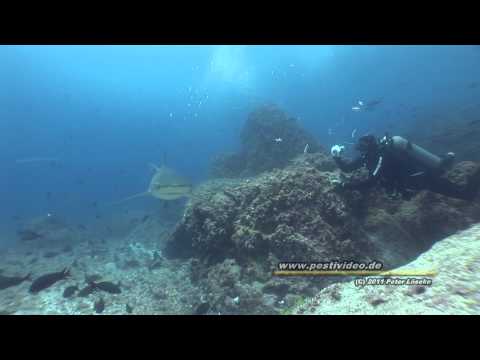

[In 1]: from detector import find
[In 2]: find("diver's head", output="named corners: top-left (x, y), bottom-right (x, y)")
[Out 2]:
top-left (356, 134), bottom-right (378, 154)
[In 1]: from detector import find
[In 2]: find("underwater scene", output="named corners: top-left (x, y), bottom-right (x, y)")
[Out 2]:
top-left (1, 45), bottom-right (480, 315)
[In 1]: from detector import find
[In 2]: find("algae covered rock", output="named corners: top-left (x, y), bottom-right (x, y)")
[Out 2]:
top-left (166, 153), bottom-right (480, 314)
top-left (210, 104), bottom-right (325, 178)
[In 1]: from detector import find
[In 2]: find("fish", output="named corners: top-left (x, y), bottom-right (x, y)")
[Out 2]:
top-left (274, 138), bottom-right (283, 143)
top-left (78, 284), bottom-right (96, 297)
top-left (351, 106), bottom-right (361, 112)
top-left (90, 281), bottom-right (122, 294)
top-left (113, 164), bottom-right (193, 204)
top-left (78, 279), bottom-right (122, 297)
top-left (352, 129), bottom-right (357, 138)
top-left (467, 81), bottom-right (479, 89)
top-left (126, 304), bottom-right (133, 314)
top-left (194, 302), bottom-right (210, 315)
top-left (63, 285), bottom-right (78, 298)
top-left (29, 268), bottom-right (70, 294)
top-left (43, 251), bottom-right (59, 259)
top-left (15, 157), bottom-right (60, 164)
top-left (363, 99), bottom-right (383, 112)
top-left (0, 273), bottom-right (31, 290)
top-left (17, 230), bottom-right (43, 242)
top-left (94, 298), bottom-right (105, 314)
top-left (358, 100), bottom-right (364, 106)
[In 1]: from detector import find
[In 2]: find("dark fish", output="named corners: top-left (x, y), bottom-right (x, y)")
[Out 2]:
top-left (63, 285), bottom-right (78, 298)
top-left (85, 274), bottom-right (102, 283)
top-left (29, 268), bottom-right (70, 294)
top-left (364, 99), bottom-right (383, 112)
top-left (18, 230), bottom-right (43, 242)
top-left (90, 202), bottom-right (98, 208)
top-left (94, 298), bottom-right (105, 314)
top-left (90, 281), bottom-right (121, 294)
top-left (77, 224), bottom-right (87, 231)
top-left (0, 273), bottom-right (31, 290)
top-left (126, 304), bottom-right (133, 314)
top-left (43, 251), bottom-right (59, 259)
top-left (194, 302), bottom-right (210, 315)
top-left (467, 81), bottom-right (479, 89)
top-left (77, 284), bottom-right (96, 297)
top-left (468, 119), bottom-right (480, 126)
top-left (141, 215), bottom-right (150, 223)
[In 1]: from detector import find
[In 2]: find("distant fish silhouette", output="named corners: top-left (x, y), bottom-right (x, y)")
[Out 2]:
top-left (17, 230), bottom-right (44, 242)
top-left (363, 99), bottom-right (383, 112)
top-left (15, 157), bottom-right (60, 164)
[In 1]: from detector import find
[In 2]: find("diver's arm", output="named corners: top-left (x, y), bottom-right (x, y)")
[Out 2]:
top-left (342, 174), bottom-right (378, 191)
top-left (333, 156), bottom-right (364, 173)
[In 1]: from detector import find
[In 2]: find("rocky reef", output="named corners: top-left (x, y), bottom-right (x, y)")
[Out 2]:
top-left (166, 149), bottom-right (480, 314)
top-left (210, 104), bottom-right (324, 178)
top-left (291, 223), bottom-right (480, 315)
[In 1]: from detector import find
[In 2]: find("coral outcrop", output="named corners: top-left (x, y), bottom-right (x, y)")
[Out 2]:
top-left (210, 104), bottom-right (324, 178)
top-left (165, 154), bottom-right (480, 314)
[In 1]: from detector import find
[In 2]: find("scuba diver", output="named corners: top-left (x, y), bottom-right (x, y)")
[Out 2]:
top-left (330, 134), bottom-right (480, 201)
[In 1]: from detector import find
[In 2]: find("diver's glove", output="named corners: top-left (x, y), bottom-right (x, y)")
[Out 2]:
top-left (331, 145), bottom-right (345, 158)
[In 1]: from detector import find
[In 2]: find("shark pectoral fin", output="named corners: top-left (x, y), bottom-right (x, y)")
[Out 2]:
top-left (110, 191), bottom-right (149, 205)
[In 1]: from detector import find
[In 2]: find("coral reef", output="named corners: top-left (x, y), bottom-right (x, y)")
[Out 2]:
top-left (165, 154), bottom-right (480, 314)
top-left (210, 104), bottom-right (324, 178)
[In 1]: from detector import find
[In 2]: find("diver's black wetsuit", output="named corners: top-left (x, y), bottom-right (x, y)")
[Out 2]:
top-left (334, 138), bottom-right (479, 201)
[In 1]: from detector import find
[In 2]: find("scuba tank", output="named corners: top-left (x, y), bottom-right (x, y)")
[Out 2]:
top-left (380, 134), bottom-right (452, 173)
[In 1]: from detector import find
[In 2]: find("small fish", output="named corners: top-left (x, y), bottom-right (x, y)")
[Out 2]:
top-left (352, 129), bottom-right (357, 138)
top-left (94, 298), bottom-right (105, 314)
top-left (126, 304), bottom-right (133, 314)
top-left (0, 273), bottom-right (31, 290)
top-left (85, 274), bottom-right (102, 283)
top-left (194, 302), bottom-right (210, 315)
top-left (467, 81), bottom-right (479, 89)
top-left (141, 215), bottom-right (150, 223)
top-left (303, 144), bottom-right (309, 154)
top-left (43, 251), bottom-right (59, 259)
top-left (328, 128), bottom-right (334, 136)
top-left (29, 268), bottom-right (70, 294)
top-left (352, 106), bottom-right (361, 112)
top-left (78, 284), bottom-right (96, 297)
top-left (77, 224), bottom-right (87, 231)
top-left (274, 138), bottom-right (283, 143)
top-left (358, 100), bottom-right (364, 106)
top-left (63, 285), bottom-right (78, 298)
top-left (17, 230), bottom-right (43, 242)
top-left (90, 281), bottom-right (122, 294)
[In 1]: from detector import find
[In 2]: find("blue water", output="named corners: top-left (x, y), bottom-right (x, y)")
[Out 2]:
top-left (2, 45), bottom-right (480, 238)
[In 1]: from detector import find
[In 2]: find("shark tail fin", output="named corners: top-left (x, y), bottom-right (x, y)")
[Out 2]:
top-left (110, 191), bottom-right (149, 206)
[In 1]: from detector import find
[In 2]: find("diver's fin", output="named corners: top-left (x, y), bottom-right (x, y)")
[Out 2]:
top-left (110, 191), bottom-right (149, 205)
